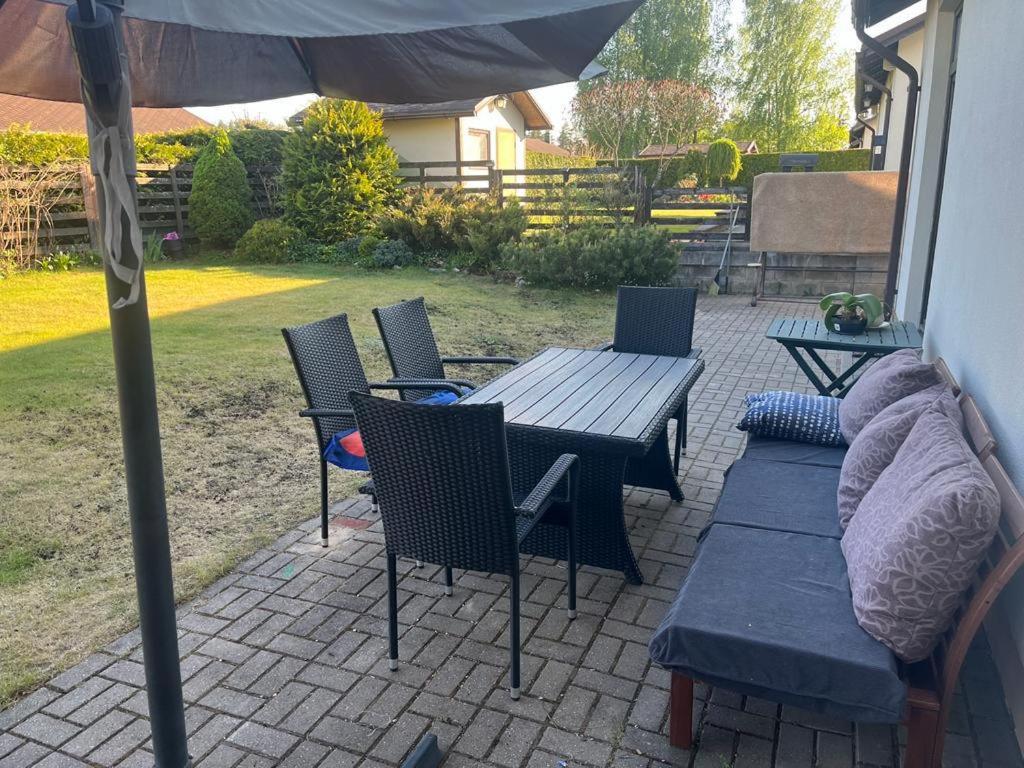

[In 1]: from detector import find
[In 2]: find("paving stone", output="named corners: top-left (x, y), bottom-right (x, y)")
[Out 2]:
top-left (539, 725), bottom-right (614, 766)
top-left (86, 718), bottom-right (150, 766)
top-left (228, 721), bottom-right (300, 759)
top-left (33, 753), bottom-right (91, 768)
top-left (12, 712), bottom-right (82, 748)
top-left (1, 741), bottom-right (51, 768)
top-left (62, 710), bottom-right (134, 757)
top-left (0, 688), bottom-right (59, 731)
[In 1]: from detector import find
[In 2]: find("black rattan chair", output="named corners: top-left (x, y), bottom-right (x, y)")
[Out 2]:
top-left (372, 296), bottom-right (519, 401)
top-left (599, 286), bottom-right (701, 473)
top-left (282, 314), bottom-right (463, 547)
top-left (349, 392), bottom-right (579, 699)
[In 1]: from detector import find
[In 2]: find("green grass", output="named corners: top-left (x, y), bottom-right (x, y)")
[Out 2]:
top-left (0, 258), bottom-right (617, 706)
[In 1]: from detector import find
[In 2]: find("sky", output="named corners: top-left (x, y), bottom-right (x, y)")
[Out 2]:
top-left (188, 0), bottom-right (922, 137)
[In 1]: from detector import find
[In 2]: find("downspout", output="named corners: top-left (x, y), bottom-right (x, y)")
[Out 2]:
top-left (856, 117), bottom-right (876, 151)
top-left (855, 0), bottom-right (920, 316)
top-left (860, 70), bottom-right (893, 169)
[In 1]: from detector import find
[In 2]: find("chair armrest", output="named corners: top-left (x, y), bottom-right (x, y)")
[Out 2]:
top-left (516, 454), bottom-right (579, 518)
top-left (592, 341), bottom-right (614, 352)
top-left (300, 407), bottom-right (355, 419)
top-left (685, 347), bottom-right (702, 359)
top-left (442, 355), bottom-right (520, 366)
top-left (369, 379), bottom-right (466, 396)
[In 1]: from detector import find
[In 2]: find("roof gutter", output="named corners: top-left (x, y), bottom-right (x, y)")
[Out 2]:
top-left (855, 0), bottom-right (920, 316)
top-left (858, 68), bottom-right (893, 169)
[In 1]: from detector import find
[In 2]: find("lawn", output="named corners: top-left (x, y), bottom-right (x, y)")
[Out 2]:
top-left (0, 259), bottom-right (618, 706)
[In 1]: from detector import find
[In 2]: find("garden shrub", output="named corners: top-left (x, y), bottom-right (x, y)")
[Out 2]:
top-left (379, 188), bottom-right (466, 253)
top-left (734, 149), bottom-right (870, 187)
top-left (0, 125), bottom-right (88, 165)
top-left (368, 239), bottom-right (416, 269)
top-left (525, 150), bottom-right (598, 170)
top-left (705, 139), bottom-right (742, 187)
top-left (282, 99), bottom-right (399, 242)
top-left (461, 198), bottom-right (528, 272)
top-left (188, 130), bottom-right (254, 248)
top-left (501, 223), bottom-right (676, 290)
top-left (234, 218), bottom-right (302, 263)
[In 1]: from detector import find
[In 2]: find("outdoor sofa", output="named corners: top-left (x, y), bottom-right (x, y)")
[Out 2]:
top-left (649, 358), bottom-right (1024, 768)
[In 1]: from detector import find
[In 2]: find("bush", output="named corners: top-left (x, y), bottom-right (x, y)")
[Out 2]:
top-left (0, 126), bottom-right (88, 165)
top-left (461, 198), bottom-right (528, 272)
top-left (367, 239), bottom-right (416, 269)
top-left (526, 151), bottom-right (598, 170)
top-left (188, 130), bottom-right (254, 248)
top-left (734, 149), bottom-right (871, 187)
top-left (501, 224), bottom-right (676, 290)
top-left (705, 139), bottom-right (742, 187)
top-left (282, 99), bottom-right (399, 242)
top-left (379, 188), bottom-right (467, 253)
top-left (234, 218), bottom-right (303, 263)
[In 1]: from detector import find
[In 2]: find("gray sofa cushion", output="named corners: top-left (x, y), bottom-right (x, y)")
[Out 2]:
top-left (742, 434), bottom-right (847, 468)
top-left (649, 524), bottom-right (906, 723)
top-left (712, 458), bottom-right (843, 539)
top-left (837, 384), bottom-right (961, 529)
top-left (839, 350), bottom-right (942, 444)
top-left (842, 408), bottom-right (1001, 662)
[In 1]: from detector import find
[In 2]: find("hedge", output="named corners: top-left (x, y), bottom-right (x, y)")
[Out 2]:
top-left (525, 150), bottom-right (597, 170)
top-left (0, 124), bottom-right (288, 166)
top-left (734, 149), bottom-right (871, 188)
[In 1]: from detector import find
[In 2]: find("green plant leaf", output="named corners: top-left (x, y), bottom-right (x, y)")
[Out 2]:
top-left (854, 293), bottom-right (884, 326)
top-left (819, 291), bottom-right (852, 310)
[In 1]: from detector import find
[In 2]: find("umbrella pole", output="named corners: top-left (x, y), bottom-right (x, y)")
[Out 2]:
top-left (67, 2), bottom-right (190, 766)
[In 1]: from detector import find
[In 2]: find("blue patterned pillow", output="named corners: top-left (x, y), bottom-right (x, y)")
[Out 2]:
top-left (738, 391), bottom-right (846, 447)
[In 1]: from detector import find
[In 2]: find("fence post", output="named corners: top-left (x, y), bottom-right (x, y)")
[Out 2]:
top-left (632, 166), bottom-right (650, 226)
top-left (168, 166), bottom-right (185, 236)
top-left (79, 163), bottom-right (101, 252)
top-left (492, 168), bottom-right (504, 208)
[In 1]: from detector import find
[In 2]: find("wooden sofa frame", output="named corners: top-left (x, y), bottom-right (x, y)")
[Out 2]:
top-left (667, 362), bottom-right (1024, 768)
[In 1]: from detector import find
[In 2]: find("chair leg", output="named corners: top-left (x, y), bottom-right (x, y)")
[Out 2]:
top-left (509, 568), bottom-right (521, 700)
top-left (673, 397), bottom-right (688, 476)
top-left (567, 471), bottom-right (578, 620)
top-left (904, 703), bottom-right (941, 768)
top-left (444, 566), bottom-right (453, 596)
top-left (371, 493), bottom-right (379, 514)
top-left (386, 552), bottom-right (399, 671)
top-left (319, 459), bottom-right (329, 547)
top-left (669, 672), bottom-right (694, 749)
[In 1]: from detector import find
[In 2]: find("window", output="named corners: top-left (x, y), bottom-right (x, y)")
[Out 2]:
top-left (464, 129), bottom-right (490, 162)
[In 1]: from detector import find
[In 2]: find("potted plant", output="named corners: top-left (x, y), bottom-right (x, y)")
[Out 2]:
top-left (819, 292), bottom-right (884, 335)
top-left (161, 231), bottom-right (184, 257)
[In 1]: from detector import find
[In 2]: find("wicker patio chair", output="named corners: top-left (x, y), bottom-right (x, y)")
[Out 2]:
top-left (282, 314), bottom-right (463, 547)
top-left (372, 296), bottom-right (520, 401)
top-left (598, 286), bottom-right (701, 473)
top-left (349, 391), bottom-right (579, 699)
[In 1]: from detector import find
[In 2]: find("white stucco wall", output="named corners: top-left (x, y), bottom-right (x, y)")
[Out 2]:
top-left (898, 0), bottom-right (1024, 743)
top-left (459, 98), bottom-right (527, 189)
top-left (383, 117), bottom-right (457, 166)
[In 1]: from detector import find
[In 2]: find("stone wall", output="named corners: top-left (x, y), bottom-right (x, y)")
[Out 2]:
top-left (675, 247), bottom-right (888, 299)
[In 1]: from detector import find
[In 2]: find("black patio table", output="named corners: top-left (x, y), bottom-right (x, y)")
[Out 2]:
top-left (460, 347), bottom-right (704, 584)
top-left (767, 318), bottom-right (924, 397)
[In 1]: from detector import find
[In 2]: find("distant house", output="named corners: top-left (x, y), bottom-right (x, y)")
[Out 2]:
top-left (293, 94), bottom-right (551, 175)
top-left (0, 93), bottom-right (210, 134)
top-left (637, 141), bottom-right (759, 159)
top-left (525, 137), bottom-right (571, 157)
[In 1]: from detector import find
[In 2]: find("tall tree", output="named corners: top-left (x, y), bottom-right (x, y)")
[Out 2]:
top-left (571, 79), bottom-right (720, 165)
top-left (730, 0), bottom-right (852, 152)
top-left (596, 0), bottom-right (731, 89)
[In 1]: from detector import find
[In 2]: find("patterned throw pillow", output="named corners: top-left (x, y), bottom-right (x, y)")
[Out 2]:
top-left (738, 391), bottom-right (845, 447)
top-left (839, 349), bottom-right (942, 444)
top-left (837, 384), bottom-right (961, 529)
top-left (842, 408), bottom-right (1000, 662)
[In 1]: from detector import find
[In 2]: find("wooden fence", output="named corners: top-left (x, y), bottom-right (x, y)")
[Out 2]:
top-left (6, 158), bottom-right (748, 261)
top-left (2, 163), bottom-right (279, 257)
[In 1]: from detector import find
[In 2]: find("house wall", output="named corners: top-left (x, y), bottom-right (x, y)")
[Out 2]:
top-left (382, 116), bottom-right (456, 165)
top-left (898, 0), bottom-right (1024, 748)
top-left (458, 99), bottom-right (527, 190)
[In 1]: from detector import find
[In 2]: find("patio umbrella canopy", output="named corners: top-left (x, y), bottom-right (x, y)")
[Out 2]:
top-left (0, 0), bottom-right (634, 105)
top-left (0, 1), bottom-right (640, 766)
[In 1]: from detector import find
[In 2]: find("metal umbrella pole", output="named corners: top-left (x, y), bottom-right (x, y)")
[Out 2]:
top-left (66, 1), bottom-right (190, 765)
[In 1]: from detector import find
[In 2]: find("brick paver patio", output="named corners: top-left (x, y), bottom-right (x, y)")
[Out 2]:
top-left (2, 296), bottom-right (1020, 768)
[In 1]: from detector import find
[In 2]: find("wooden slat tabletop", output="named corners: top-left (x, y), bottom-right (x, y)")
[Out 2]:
top-left (460, 347), bottom-right (704, 452)
top-left (766, 318), bottom-right (923, 352)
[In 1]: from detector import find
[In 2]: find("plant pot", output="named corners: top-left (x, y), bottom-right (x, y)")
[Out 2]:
top-left (830, 314), bottom-right (868, 335)
top-left (161, 238), bottom-right (184, 257)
